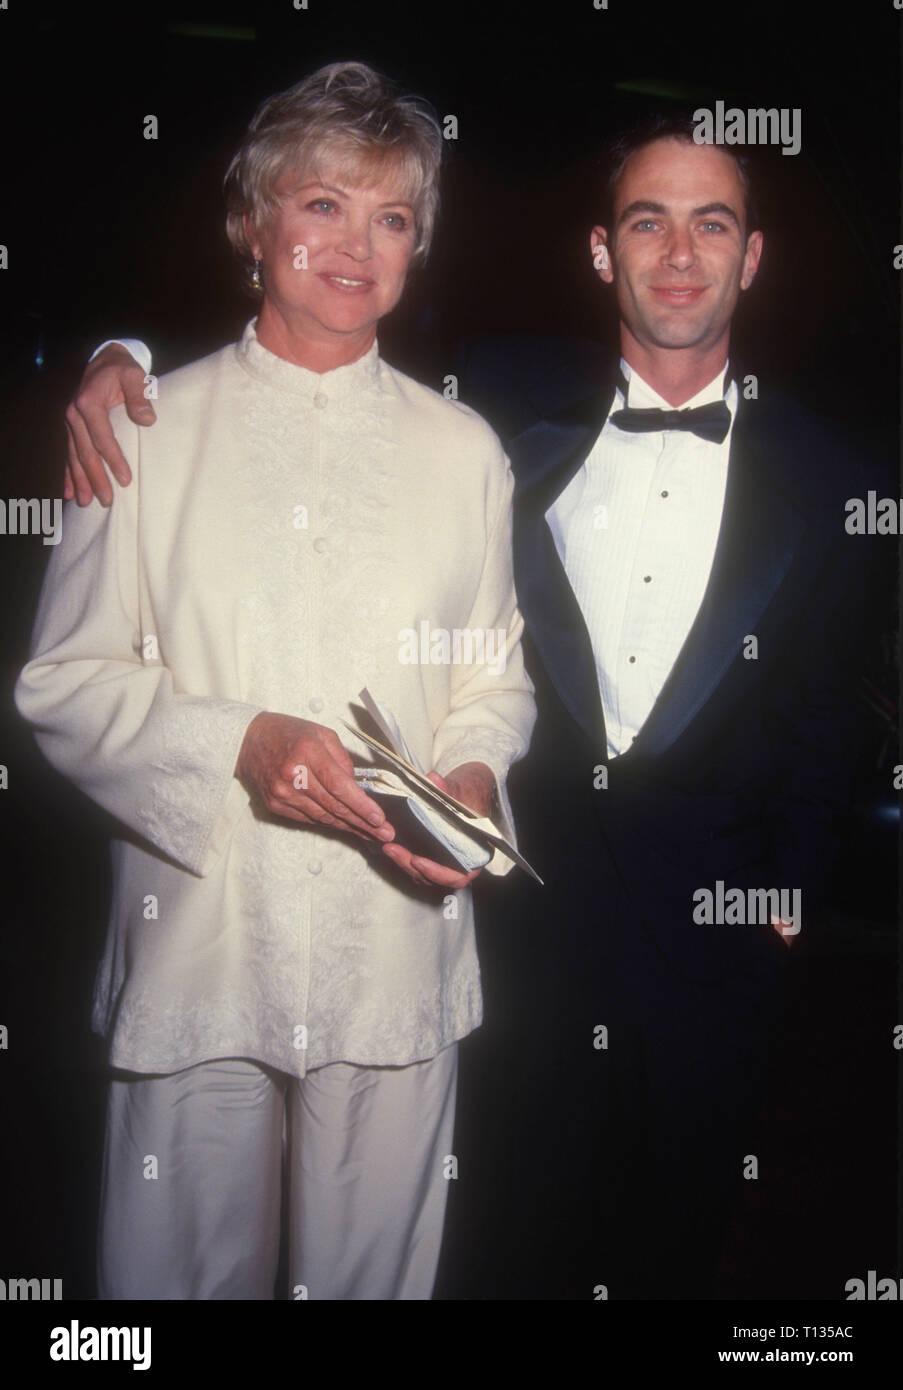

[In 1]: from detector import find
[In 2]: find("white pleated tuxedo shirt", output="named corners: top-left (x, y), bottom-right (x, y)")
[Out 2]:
top-left (547, 359), bottom-right (736, 757)
top-left (16, 321), bottom-right (535, 1076)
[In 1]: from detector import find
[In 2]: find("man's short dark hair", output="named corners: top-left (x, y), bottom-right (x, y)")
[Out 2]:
top-left (600, 111), bottom-right (760, 238)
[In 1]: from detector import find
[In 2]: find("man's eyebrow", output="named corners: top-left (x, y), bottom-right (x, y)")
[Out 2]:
top-left (617, 199), bottom-right (741, 227)
top-left (692, 201), bottom-right (741, 226)
top-left (618, 200), bottom-right (667, 224)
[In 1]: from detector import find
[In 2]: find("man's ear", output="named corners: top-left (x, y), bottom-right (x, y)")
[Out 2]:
top-left (740, 229), bottom-right (763, 290)
top-left (590, 227), bottom-right (614, 284)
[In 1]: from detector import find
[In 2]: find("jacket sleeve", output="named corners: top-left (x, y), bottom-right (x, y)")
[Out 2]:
top-left (14, 408), bottom-right (263, 877)
top-left (430, 440), bottom-right (537, 846)
top-left (764, 492), bottom-right (889, 918)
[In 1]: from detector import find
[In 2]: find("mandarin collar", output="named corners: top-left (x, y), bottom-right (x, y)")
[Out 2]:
top-left (235, 318), bottom-right (383, 401)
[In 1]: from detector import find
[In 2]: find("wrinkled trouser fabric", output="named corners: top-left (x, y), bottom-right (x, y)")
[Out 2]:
top-left (97, 1045), bottom-right (458, 1300)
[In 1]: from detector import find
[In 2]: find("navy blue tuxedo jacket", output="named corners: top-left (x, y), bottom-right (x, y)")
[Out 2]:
top-left (458, 334), bottom-right (888, 986)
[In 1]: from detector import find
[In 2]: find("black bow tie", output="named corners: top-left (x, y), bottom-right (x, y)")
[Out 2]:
top-left (609, 368), bottom-right (733, 444)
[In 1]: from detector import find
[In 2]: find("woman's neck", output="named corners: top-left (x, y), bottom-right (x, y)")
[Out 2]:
top-left (254, 301), bottom-right (377, 374)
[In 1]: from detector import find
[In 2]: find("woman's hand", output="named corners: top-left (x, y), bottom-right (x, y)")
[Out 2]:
top-left (380, 763), bottom-right (496, 889)
top-left (235, 712), bottom-right (395, 842)
top-left (439, 761), bottom-right (496, 818)
top-left (237, 720), bottom-right (494, 892)
top-left (64, 344), bottom-right (152, 507)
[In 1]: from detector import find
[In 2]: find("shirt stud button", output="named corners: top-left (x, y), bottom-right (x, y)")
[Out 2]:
top-left (661, 490), bottom-right (669, 498)
top-left (628, 655), bottom-right (636, 664)
top-left (308, 696), bottom-right (324, 713)
top-left (643, 575), bottom-right (652, 583)
top-left (308, 860), bottom-right (323, 875)
top-left (313, 537), bottom-right (328, 553)
top-left (313, 392), bottom-right (328, 409)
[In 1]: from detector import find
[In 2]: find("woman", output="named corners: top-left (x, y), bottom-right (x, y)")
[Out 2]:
top-left (16, 61), bottom-right (535, 1300)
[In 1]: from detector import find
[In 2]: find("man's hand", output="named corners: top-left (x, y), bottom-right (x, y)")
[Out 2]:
top-left (64, 344), bottom-right (154, 507)
top-left (236, 712), bottom-right (395, 842)
top-left (380, 761), bottom-right (496, 889)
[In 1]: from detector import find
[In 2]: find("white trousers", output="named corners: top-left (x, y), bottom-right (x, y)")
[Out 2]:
top-left (97, 1046), bottom-right (458, 1300)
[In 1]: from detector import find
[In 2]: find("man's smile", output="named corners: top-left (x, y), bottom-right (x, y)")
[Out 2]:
top-left (647, 284), bottom-right (708, 305)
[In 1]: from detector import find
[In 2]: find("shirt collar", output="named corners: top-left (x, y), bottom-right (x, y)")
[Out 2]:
top-left (617, 357), bottom-right (735, 412)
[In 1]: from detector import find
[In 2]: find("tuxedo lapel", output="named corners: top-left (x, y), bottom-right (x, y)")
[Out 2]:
top-left (511, 379), bottom-right (615, 750)
top-left (625, 395), bottom-right (809, 760)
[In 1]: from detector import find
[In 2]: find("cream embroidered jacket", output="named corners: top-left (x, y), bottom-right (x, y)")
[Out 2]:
top-left (15, 321), bottom-right (536, 1075)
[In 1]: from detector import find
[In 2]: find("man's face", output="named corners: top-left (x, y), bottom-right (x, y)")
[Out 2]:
top-left (247, 156), bottom-right (417, 349)
top-left (591, 137), bottom-right (763, 359)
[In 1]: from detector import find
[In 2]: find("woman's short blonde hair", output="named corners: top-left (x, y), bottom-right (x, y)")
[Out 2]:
top-left (225, 61), bottom-right (443, 287)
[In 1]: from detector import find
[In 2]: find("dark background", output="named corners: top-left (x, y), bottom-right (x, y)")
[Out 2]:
top-left (0, 0), bottom-right (899, 1309)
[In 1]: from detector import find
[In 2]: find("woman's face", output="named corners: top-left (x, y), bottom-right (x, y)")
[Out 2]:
top-left (248, 158), bottom-right (418, 354)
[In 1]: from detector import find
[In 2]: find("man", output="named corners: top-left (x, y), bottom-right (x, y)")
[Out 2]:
top-left (62, 114), bottom-right (884, 1299)
top-left (446, 114), bottom-right (886, 1300)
